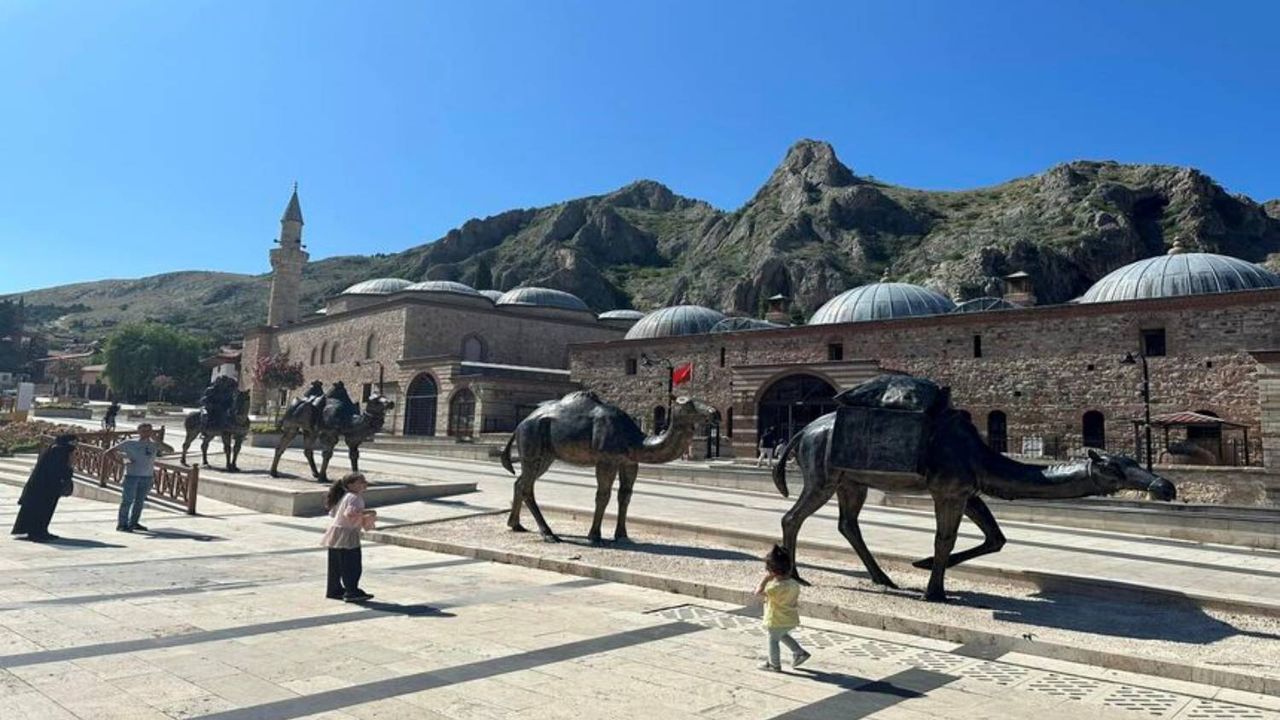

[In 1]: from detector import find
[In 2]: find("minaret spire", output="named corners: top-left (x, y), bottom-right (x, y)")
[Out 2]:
top-left (282, 182), bottom-right (304, 226)
top-left (268, 184), bottom-right (309, 326)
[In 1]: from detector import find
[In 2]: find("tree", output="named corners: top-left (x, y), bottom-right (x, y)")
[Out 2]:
top-left (103, 324), bottom-right (206, 403)
top-left (47, 358), bottom-right (86, 398)
top-left (252, 351), bottom-right (305, 414)
top-left (152, 375), bottom-right (175, 402)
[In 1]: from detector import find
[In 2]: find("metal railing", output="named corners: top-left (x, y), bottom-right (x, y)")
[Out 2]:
top-left (994, 433), bottom-right (1263, 467)
top-left (42, 434), bottom-right (199, 514)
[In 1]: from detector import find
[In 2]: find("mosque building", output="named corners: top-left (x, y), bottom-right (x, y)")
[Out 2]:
top-left (241, 189), bottom-right (630, 436)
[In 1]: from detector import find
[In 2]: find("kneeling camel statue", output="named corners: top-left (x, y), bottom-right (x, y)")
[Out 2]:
top-left (773, 374), bottom-right (1176, 602)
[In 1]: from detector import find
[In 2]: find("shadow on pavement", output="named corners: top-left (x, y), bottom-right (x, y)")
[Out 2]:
top-left (41, 537), bottom-right (127, 549)
top-left (138, 529), bottom-right (225, 542)
top-left (550, 534), bottom-right (759, 562)
top-left (359, 600), bottom-right (455, 618)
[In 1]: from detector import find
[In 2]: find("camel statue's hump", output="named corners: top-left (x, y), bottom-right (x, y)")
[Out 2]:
top-left (834, 374), bottom-right (949, 414)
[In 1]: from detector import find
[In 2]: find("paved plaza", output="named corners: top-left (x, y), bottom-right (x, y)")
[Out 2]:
top-left (2, 437), bottom-right (1280, 718)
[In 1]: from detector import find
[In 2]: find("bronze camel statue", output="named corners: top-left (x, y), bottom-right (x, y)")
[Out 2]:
top-left (270, 393), bottom-right (394, 482)
top-left (772, 374), bottom-right (1176, 602)
top-left (180, 389), bottom-right (250, 471)
top-left (501, 391), bottom-right (716, 543)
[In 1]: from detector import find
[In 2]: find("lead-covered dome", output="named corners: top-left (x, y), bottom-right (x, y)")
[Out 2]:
top-left (404, 280), bottom-right (482, 297)
top-left (341, 278), bottom-right (413, 295)
top-left (1079, 252), bottom-right (1280, 303)
top-left (496, 287), bottom-right (590, 312)
top-left (710, 317), bottom-right (784, 333)
top-left (478, 290), bottom-right (504, 302)
top-left (809, 282), bottom-right (955, 324)
top-left (952, 297), bottom-right (1018, 313)
top-left (625, 305), bottom-right (726, 340)
top-left (598, 309), bottom-right (647, 321)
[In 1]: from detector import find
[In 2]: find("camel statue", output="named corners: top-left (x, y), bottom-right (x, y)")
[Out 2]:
top-left (501, 390), bottom-right (716, 543)
top-left (180, 390), bottom-right (250, 471)
top-left (269, 392), bottom-right (394, 482)
top-left (772, 374), bottom-right (1176, 602)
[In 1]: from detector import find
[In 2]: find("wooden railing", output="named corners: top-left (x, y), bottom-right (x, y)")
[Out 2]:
top-left (41, 435), bottom-right (198, 514)
top-left (70, 427), bottom-right (167, 449)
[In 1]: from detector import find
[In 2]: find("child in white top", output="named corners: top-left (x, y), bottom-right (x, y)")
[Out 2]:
top-left (322, 472), bottom-right (377, 602)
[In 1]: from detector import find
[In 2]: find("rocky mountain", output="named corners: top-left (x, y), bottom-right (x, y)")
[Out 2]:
top-left (9, 140), bottom-right (1280, 345)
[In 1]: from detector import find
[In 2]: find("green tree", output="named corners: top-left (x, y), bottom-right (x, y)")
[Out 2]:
top-left (103, 324), bottom-right (206, 403)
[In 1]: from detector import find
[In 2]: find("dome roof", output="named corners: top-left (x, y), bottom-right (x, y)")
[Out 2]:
top-left (598, 309), bottom-right (647, 320)
top-left (404, 280), bottom-right (482, 297)
top-left (809, 282), bottom-right (955, 324)
top-left (341, 278), bottom-right (413, 296)
top-left (496, 287), bottom-right (590, 312)
top-left (709, 316), bottom-right (785, 333)
top-left (478, 290), bottom-right (504, 302)
top-left (952, 297), bottom-right (1019, 313)
top-left (625, 305), bottom-right (726, 340)
top-left (1079, 252), bottom-right (1280, 303)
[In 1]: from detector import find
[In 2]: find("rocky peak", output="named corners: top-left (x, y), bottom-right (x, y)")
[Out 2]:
top-left (770, 139), bottom-right (857, 190)
top-left (602, 180), bottom-right (688, 211)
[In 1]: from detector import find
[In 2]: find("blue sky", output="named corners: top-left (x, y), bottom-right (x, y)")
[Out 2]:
top-left (2, 1), bottom-right (1278, 294)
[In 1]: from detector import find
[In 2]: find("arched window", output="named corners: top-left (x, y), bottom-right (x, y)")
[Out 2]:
top-left (1082, 411), bottom-right (1106, 450)
top-left (461, 335), bottom-right (485, 362)
top-left (319, 342), bottom-right (328, 365)
top-left (405, 373), bottom-right (439, 436)
top-left (987, 410), bottom-right (1008, 454)
top-left (448, 388), bottom-right (477, 437)
top-left (365, 334), bottom-right (376, 360)
top-left (329, 342), bottom-right (339, 364)
top-left (726, 406), bottom-right (734, 438)
top-left (309, 347), bottom-right (317, 366)
top-left (653, 406), bottom-right (667, 434)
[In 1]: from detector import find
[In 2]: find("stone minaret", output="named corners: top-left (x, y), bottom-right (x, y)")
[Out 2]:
top-left (267, 184), bottom-right (309, 326)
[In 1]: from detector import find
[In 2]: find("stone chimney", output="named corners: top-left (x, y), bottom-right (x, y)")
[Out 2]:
top-left (1003, 271), bottom-right (1036, 307)
top-left (765, 294), bottom-right (791, 325)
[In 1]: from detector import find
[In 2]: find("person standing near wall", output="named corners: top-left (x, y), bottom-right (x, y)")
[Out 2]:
top-left (11, 434), bottom-right (76, 542)
top-left (107, 424), bottom-right (171, 532)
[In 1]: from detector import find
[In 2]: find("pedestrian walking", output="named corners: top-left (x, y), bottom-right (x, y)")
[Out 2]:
top-left (102, 401), bottom-right (120, 431)
top-left (322, 472), bottom-right (377, 602)
top-left (11, 434), bottom-right (76, 542)
top-left (756, 427), bottom-right (776, 468)
top-left (107, 424), bottom-right (171, 532)
top-left (755, 545), bottom-right (811, 672)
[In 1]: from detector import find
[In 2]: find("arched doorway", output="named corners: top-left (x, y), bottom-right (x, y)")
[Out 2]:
top-left (405, 373), bottom-right (438, 436)
top-left (987, 411), bottom-right (1008, 453)
top-left (448, 388), bottom-right (477, 437)
top-left (757, 373), bottom-right (837, 445)
top-left (1082, 410), bottom-right (1106, 450)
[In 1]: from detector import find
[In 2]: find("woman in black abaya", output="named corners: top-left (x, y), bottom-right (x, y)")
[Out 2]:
top-left (12, 434), bottom-right (76, 542)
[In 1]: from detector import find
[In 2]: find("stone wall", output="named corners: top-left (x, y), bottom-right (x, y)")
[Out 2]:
top-left (569, 289), bottom-right (1280, 464)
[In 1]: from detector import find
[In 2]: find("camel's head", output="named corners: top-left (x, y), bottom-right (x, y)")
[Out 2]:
top-left (364, 395), bottom-right (395, 418)
top-left (1086, 449), bottom-right (1177, 501)
top-left (672, 396), bottom-right (717, 422)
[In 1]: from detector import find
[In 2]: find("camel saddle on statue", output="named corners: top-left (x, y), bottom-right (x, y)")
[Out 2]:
top-left (827, 374), bottom-right (950, 476)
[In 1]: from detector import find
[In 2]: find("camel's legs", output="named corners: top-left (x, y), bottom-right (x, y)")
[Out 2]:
top-left (912, 496), bottom-right (1007, 570)
top-left (318, 440), bottom-right (335, 482)
top-left (302, 434), bottom-right (321, 479)
top-left (510, 454), bottom-right (558, 541)
top-left (180, 429), bottom-right (198, 466)
top-left (614, 463), bottom-right (638, 541)
top-left (348, 444), bottom-right (360, 473)
top-left (925, 492), bottom-right (965, 602)
top-left (270, 429), bottom-right (297, 477)
top-left (834, 483), bottom-right (897, 588)
top-left (587, 463), bottom-right (618, 544)
top-left (229, 433), bottom-right (243, 471)
top-left (221, 432), bottom-right (232, 469)
top-left (200, 435), bottom-right (213, 466)
top-left (780, 479), bottom-right (836, 585)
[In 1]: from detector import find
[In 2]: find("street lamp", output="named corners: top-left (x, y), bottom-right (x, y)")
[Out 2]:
top-left (354, 360), bottom-right (385, 397)
top-left (640, 352), bottom-right (673, 431)
top-left (1121, 352), bottom-right (1154, 471)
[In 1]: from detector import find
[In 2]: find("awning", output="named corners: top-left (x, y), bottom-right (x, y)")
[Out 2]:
top-left (1134, 411), bottom-right (1248, 429)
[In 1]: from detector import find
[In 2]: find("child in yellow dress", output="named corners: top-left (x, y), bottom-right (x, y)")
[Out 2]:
top-left (755, 545), bottom-right (811, 671)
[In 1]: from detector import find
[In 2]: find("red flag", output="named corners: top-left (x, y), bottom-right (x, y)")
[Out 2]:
top-left (672, 362), bottom-right (693, 385)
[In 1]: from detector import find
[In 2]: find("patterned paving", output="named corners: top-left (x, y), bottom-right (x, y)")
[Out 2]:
top-left (650, 604), bottom-right (1275, 720)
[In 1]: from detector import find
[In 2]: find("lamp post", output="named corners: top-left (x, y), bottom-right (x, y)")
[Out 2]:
top-left (354, 360), bottom-right (385, 396)
top-left (640, 352), bottom-right (673, 431)
top-left (1122, 352), bottom-right (1154, 471)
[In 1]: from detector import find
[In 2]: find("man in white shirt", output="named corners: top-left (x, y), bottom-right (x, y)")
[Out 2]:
top-left (107, 424), bottom-right (172, 532)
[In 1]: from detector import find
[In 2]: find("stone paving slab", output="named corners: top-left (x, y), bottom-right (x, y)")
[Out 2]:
top-left (1, 464), bottom-right (1277, 719)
